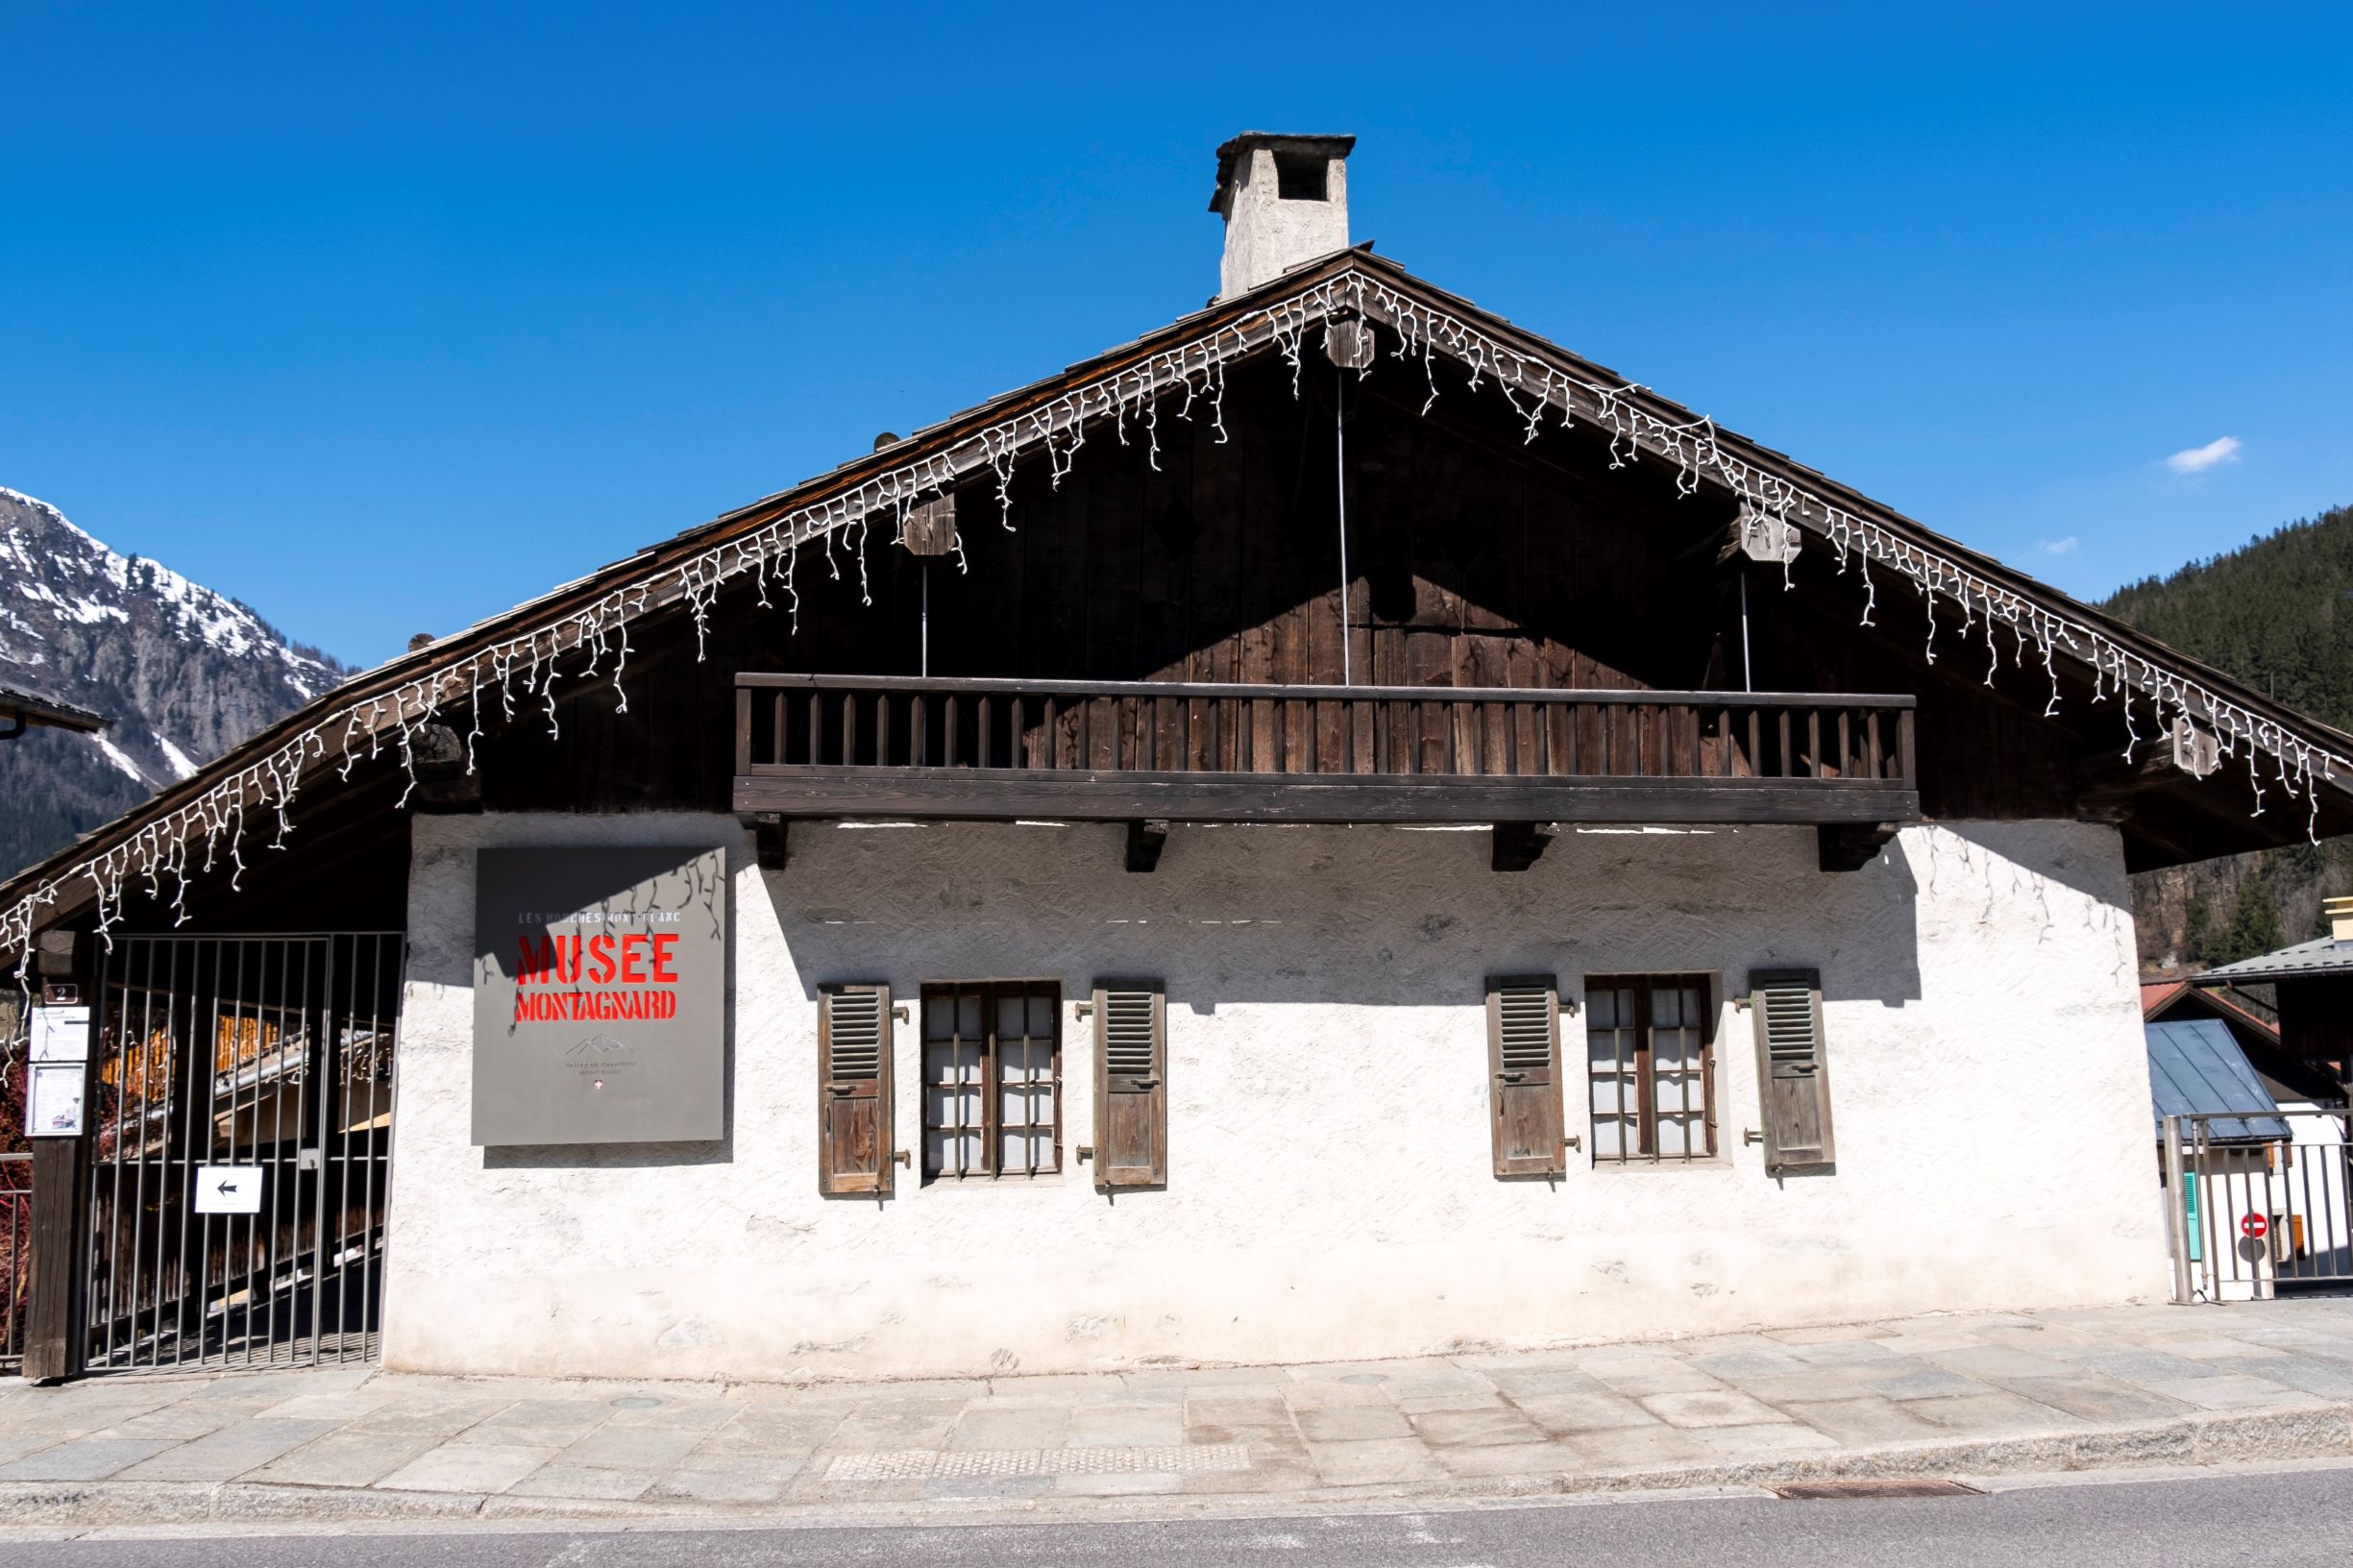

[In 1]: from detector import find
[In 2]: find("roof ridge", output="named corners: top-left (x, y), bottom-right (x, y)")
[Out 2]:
top-left (5, 254), bottom-right (2351, 981)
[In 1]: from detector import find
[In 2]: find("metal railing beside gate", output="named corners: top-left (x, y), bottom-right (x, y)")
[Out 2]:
top-left (82, 933), bottom-right (404, 1372)
top-left (1, 1153), bottom-right (27, 1372)
top-left (2165, 1109), bottom-right (2353, 1303)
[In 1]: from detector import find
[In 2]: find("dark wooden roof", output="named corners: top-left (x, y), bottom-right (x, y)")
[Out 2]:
top-left (0, 684), bottom-right (107, 735)
top-left (5, 247), bottom-right (2350, 949)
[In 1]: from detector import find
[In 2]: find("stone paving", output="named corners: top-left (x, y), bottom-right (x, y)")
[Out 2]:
top-left (5, 1297), bottom-right (2353, 1522)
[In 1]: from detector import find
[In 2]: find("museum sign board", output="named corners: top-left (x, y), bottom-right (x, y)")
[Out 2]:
top-left (473, 845), bottom-right (726, 1145)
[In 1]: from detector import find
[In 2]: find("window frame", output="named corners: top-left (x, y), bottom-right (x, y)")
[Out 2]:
top-left (1582, 973), bottom-right (1718, 1164)
top-left (919, 979), bottom-right (1063, 1182)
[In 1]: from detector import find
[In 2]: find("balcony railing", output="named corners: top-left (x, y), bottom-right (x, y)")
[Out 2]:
top-left (734, 675), bottom-right (1918, 827)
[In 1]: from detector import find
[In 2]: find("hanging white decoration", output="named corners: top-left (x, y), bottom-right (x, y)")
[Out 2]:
top-left (5, 260), bottom-right (2346, 1055)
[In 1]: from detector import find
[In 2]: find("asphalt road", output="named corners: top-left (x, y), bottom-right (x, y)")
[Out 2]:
top-left (6, 1465), bottom-right (2351, 1567)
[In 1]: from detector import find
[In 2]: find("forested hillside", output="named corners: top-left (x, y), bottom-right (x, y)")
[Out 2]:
top-left (2101, 503), bottom-right (2353, 972)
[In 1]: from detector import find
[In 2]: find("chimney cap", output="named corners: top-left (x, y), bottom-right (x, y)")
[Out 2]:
top-left (2327, 894), bottom-right (2353, 943)
top-left (1209, 132), bottom-right (1357, 212)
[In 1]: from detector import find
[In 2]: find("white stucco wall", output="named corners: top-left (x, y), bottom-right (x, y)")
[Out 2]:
top-left (383, 814), bottom-right (2166, 1382)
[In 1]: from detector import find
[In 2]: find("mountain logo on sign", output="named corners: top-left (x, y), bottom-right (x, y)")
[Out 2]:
top-left (564, 1035), bottom-right (629, 1058)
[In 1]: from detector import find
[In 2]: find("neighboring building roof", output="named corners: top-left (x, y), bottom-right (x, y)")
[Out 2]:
top-left (7, 245), bottom-right (2353, 957)
top-left (2143, 979), bottom-right (2280, 1040)
top-left (0, 684), bottom-right (108, 736)
top-left (2199, 938), bottom-right (2353, 983)
top-left (2146, 1018), bottom-right (2291, 1141)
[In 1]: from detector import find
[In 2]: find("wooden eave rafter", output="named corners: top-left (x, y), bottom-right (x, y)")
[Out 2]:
top-left (7, 247), bottom-right (2350, 952)
top-left (0, 686), bottom-right (109, 737)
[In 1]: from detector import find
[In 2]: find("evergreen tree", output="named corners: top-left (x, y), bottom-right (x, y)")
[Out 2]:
top-left (2103, 504), bottom-right (2353, 970)
top-left (2208, 876), bottom-right (2286, 968)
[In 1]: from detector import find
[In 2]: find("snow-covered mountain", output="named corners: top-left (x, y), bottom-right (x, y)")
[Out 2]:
top-left (0, 485), bottom-right (345, 874)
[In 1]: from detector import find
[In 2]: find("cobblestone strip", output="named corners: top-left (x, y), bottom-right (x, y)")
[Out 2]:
top-left (827, 1444), bottom-right (1251, 1481)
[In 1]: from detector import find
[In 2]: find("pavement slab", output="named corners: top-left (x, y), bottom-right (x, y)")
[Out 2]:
top-left (374, 1441), bottom-right (563, 1494)
top-left (1781, 1395), bottom-right (1949, 1444)
top-left (113, 1419), bottom-right (342, 1482)
top-left (1508, 1391), bottom-right (1661, 1434)
top-left (0, 1438), bottom-right (181, 1482)
top-left (1407, 1407), bottom-right (1547, 1448)
top-left (1640, 1389), bottom-right (1792, 1429)
top-left (505, 1461), bottom-right (660, 1501)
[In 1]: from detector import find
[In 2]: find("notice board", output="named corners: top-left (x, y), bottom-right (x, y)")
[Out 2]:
top-left (473, 845), bottom-right (726, 1145)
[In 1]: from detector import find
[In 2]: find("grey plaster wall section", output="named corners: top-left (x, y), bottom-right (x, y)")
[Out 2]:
top-left (386, 814), bottom-right (2164, 1384)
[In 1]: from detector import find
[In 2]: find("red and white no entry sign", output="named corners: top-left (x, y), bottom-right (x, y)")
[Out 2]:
top-left (2242, 1213), bottom-right (2270, 1240)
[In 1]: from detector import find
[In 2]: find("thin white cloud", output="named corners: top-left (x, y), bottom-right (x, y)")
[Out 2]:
top-left (2165, 435), bottom-right (2242, 475)
top-left (2039, 537), bottom-right (2078, 555)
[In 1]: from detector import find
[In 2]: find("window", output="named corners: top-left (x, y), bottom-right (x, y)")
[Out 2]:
top-left (922, 980), bottom-right (1061, 1180)
top-left (1585, 975), bottom-right (1715, 1163)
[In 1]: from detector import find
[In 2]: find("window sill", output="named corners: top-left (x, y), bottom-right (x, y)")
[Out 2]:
top-left (919, 1170), bottom-right (1070, 1188)
top-left (1587, 1154), bottom-right (1736, 1173)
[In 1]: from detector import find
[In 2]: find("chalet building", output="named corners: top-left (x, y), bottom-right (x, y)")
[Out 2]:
top-left (14, 135), bottom-right (2353, 1384)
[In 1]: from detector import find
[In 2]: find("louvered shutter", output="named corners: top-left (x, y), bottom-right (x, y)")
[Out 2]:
top-left (1092, 981), bottom-right (1166, 1189)
top-left (819, 984), bottom-right (895, 1196)
top-left (1749, 968), bottom-right (1834, 1172)
top-left (1486, 976), bottom-right (1566, 1177)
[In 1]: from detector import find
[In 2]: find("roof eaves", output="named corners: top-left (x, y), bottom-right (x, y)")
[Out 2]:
top-left (8, 244), bottom-right (2353, 950)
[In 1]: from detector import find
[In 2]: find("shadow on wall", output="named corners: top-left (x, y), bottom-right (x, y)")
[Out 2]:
top-left (1935, 819), bottom-right (2134, 911)
top-left (766, 820), bottom-right (1929, 1013)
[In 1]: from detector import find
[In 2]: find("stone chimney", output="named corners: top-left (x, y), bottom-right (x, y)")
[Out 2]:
top-left (1209, 133), bottom-right (1355, 302)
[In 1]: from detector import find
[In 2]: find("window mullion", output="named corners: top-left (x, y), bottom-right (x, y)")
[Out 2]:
top-left (982, 985), bottom-right (1001, 1178)
top-left (1634, 979), bottom-right (1657, 1162)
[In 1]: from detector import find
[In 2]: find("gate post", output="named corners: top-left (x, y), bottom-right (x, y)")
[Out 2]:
top-left (2162, 1115), bottom-right (2194, 1305)
top-left (22, 932), bottom-right (91, 1382)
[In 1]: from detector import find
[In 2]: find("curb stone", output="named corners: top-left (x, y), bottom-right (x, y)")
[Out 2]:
top-left (3, 1401), bottom-right (2348, 1531)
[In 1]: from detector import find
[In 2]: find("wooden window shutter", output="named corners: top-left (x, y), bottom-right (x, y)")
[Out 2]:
top-left (1486, 976), bottom-right (1566, 1178)
top-left (1749, 968), bottom-right (1834, 1173)
top-left (1091, 981), bottom-right (1166, 1190)
top-left (819, 983), bottom-right (895, 1196)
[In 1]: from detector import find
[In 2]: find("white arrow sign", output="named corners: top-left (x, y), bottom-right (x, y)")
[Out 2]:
top-left (194, 1164), bottom-right (263, 1215)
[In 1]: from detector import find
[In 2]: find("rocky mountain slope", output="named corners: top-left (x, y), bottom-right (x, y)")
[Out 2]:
top-left (0, 486), bottom-right (344, 876)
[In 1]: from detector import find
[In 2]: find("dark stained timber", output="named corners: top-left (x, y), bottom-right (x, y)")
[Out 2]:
top-left (733, 674), bottom-right (1920, 830)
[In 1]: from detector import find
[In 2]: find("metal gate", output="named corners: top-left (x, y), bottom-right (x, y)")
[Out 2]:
top-left (2164, 1109), bottom-right (2353, 1302)
top-left (83, 933), bottom-right (404, 1371)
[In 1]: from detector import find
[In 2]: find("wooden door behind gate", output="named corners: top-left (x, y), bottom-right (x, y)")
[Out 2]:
top-left (83, 933), bottom-right (404, 1372)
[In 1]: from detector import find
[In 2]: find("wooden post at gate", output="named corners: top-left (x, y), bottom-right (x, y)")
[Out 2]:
top-left (22, 930), bottom-right (91, 1383)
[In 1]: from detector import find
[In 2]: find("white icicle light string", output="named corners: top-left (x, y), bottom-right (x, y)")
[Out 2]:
top-left (3, 262), bottom-right (2343, 1053)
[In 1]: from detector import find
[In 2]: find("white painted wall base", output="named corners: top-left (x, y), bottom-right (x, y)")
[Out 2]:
top-left (384, 815), bottom-right (2166, 1382)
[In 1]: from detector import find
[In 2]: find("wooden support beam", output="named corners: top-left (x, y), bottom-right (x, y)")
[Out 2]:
top-left (741, 812), bottom-right (790, 871)
top-left (22, 932), bottom-right (92, 1383)
top-left (2071, 721), bottom-right (2220, 812)
top-left (902, 495), bottom-right (958, 557)
top-left (737, 767), bottom-right (1921, 828)
top-left (1124, 819), bottom-right (1170, 873)
top-left (1492, 821), bottom-right (1558, 872)
top-left (1817, 821), bottom-right (1900, 872)
top-left (410, 723), bottom-right (482, 814)
top-left (1323, 316), bottom-right (1375, 371)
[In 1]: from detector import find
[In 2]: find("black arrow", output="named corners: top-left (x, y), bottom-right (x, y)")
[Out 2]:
top-left (215, 1180), bottom-right (239, 1194)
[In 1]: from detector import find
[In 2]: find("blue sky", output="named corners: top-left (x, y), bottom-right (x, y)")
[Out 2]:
top-left (5, 3), bottom-right (2350, 668)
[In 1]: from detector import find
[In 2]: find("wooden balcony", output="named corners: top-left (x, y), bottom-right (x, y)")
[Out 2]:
top-left (734, 676), bottom-right (1918, 856)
